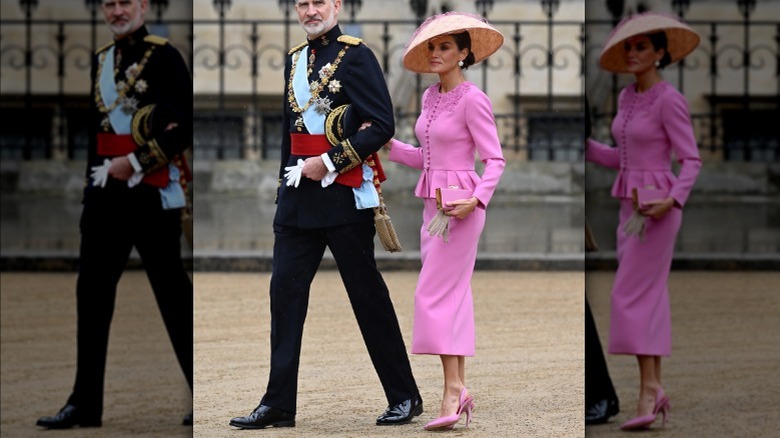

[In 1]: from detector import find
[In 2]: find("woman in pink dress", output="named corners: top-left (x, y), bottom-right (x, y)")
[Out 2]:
top-left (384, 12), bottom-right (505, 431)
top-left (587, 13), bottom-right (701, 430)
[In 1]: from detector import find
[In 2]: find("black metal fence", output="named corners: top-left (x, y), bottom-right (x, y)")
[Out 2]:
top-left (1, 1), bottom-right (778, 162)
top-left (0, 1), bottom-right (192, 161)
top-left (587, 1), bottom-right (779, 161)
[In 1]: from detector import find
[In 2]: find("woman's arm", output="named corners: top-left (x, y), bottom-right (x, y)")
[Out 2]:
top-left (465, 91), bottom-right (505, 209)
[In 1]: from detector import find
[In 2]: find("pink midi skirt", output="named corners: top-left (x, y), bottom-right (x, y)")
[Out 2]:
top-left (608, 199), bottom-right (682, 356)
top-left (411, 199), bottom-right (485, 356)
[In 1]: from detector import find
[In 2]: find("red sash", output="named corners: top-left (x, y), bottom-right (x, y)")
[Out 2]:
top-left (289, 134), bottom-right (386, 188)
top-left (96, 133), bottom-right (169, 188)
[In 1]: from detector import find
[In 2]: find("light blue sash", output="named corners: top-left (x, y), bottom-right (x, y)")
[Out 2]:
top-left (99, 46), bottom-right (132, 135)
top-left (159, 163), bottom-right (186, 210)
top-left (292, 47), bottom-right (325, 134)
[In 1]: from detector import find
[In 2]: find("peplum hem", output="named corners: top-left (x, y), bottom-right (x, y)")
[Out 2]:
top-left (610, 168), bottom-right (677, 199)
top-left (413, 168), bottom-right (482, 199)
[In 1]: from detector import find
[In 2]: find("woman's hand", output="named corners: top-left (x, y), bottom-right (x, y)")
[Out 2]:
top-left (446, 196), bottom-right (479, 220)
top-left (640, 196), bottom-right (675, 219)
top-left (357, 120), bottom-right (392, 150)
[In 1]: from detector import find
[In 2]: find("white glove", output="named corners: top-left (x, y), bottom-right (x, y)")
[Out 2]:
top-left (321, 171), bottom-right (338, 188)
top-left (284, 159), bottom-right (304, 188)
top-left (127, 171), bottom-right (143, 188)
top-left (90, 159), bottom-right (111, 188)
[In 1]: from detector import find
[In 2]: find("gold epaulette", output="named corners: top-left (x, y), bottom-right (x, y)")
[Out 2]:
top-left (337, 35), bottom-right (362, 46)
top-left (288, 42), bottom-right (308, 55)
top-left (95, 41), bottom-right (114, 55)
top-left (144, 35), bottom-right (169, 46)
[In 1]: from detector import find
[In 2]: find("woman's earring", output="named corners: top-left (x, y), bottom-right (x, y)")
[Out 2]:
top-left (458, 60), bottom-right (464, 67)
top-left (655, 60), bottom-right (661, 67)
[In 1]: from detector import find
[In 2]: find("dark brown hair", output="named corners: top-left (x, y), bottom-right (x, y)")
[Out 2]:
top-left (450, 31), bottom-right (476, 69)
top-left (646, 31), bottom-right (672, 69)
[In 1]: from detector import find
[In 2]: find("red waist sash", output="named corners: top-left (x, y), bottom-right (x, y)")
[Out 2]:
top-left (290, 134), bottom-right (368, 188)
top-left (96, 133), bottom-right (169, 188)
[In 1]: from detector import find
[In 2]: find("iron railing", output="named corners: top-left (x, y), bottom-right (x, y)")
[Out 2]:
top-left (2, 1), bottom-right (778, 162)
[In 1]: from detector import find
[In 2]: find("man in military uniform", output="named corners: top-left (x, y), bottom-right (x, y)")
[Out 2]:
top-left (229, 0), bottom-right (422, 429)
top-left (35, 0), bottom-right (193, 429)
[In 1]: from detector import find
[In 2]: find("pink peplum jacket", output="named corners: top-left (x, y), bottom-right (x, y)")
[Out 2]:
top-left (388, 81), bottom-right (505, 207)
top-left (587, 81), bottom-right (702, 207)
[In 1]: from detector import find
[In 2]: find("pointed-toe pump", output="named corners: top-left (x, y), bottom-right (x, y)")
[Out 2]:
top-left (424, 387), bottom-right (475, 431)
top-left (620, 389), bottom-right (670, 431)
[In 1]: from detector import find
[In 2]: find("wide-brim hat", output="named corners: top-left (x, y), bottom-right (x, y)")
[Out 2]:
top-left (599, 12), bottom-right (700, 73)
top-left (403, 11), bottom-right (504, 74)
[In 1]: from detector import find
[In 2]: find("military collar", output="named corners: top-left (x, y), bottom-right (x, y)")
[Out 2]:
top-left (114, 26), bottom-right (149, 52)
top-left (307, 26), bottom-right (342, 50)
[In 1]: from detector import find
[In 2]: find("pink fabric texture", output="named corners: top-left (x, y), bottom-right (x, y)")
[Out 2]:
top-left (389, 81), bottom-right (505, 355)
top-left (586, 81), bottom-right (701, 356)
top-left (586, 81), bottom-right (701, 207)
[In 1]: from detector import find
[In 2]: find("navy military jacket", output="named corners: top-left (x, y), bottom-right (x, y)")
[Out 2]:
top-left (86, 26), bottom-right (192, 198)
top-left (274, 25), bottom-right (394, 229)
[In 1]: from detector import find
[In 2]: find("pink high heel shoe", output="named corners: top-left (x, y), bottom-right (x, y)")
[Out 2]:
top-left (620, 388), bottom-right (670, 430)
top-left (424, 388), bottom-right (475, 431)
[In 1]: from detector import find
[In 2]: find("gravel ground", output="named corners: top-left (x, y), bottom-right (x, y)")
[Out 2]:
top-left (585, 271), bottom-right (780, 438)
top-left (3, 270), bottom-right (775, 438)
top-left (192, 271), bottom-right (584, 438)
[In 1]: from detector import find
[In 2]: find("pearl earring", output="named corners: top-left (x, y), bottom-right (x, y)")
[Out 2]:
top-left (655, 60), bottom-right (660, 67)
top-left (458, 60), bottom-right (464, 67)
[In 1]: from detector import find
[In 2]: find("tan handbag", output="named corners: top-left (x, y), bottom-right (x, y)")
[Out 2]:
top-left (373, 189), bottom-right (402, 252)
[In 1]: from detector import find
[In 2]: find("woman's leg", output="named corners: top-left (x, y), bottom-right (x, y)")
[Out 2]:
top-left (654, 356), bottom-right (662, 387)
top-left (439, 355), bottom-right (465, 417)
top-left (458, 356), bottom-right (465, 386)
top-left (636, 355), bottom-right (662, 416)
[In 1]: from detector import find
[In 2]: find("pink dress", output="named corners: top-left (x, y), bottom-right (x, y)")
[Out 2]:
top-left (388, 81), bottom-right (505, 356)
top-left (587, 82), bottom-right (702, 356)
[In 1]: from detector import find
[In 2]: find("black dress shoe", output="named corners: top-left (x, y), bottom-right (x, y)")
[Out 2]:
top-left (376, 394), bottom-right (423, 425)
top-left (229, 404), bottom-right (295, 429)
top-left (585, 398), bottom-right (620, 425)
top-left (182, 411), bottom-right (193, 426)
top-left (36, 404), bottom-right (101, 429)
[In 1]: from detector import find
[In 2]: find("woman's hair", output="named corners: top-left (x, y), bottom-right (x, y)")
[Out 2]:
top-left (646, 31), bottom-right (672, 69)
top-left (450, 31), bottom-right (476, 69)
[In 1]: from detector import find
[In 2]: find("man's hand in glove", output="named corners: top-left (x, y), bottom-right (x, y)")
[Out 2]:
top-left (284, 159), bottom-right (304, 188)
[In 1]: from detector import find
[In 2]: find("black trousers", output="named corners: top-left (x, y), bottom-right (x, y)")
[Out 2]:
top-left (261, 220), bottom-right (418, 414)
top-left (66, 184), bottom-right (192, 417)
top-left (585, 297), bottom-right (617, 406)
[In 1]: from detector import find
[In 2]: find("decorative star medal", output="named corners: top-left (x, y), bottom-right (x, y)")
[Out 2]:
top-left (318, 63), bottom-right (333, 79)
top-left (121, 96), bottom-right (139, 115)
top-left (287, 45), bottom-right (350, 115)
top-left (313, 96), bottom-right (333, 115)
top-left (134, 79), bottom-right (148, 94)
top-left (328, 79), bottom-right (341, 94)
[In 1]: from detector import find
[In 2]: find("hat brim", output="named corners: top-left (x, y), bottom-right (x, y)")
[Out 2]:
top-left (599, 13), bottom-right (700, 73)
top-left (403, 14), bottom-right (504, 74)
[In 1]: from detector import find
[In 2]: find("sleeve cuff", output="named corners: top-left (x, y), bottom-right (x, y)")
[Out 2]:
top-left (127, 153), bottom-right (143, 172)
top-left (320, 152), bottom-right (336, 172)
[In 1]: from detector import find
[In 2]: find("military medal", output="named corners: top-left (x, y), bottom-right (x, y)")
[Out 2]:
top-left (134, 79), bottom-right (148, 94)
top-left (318, 63), bottom-right (333, 79)
top-left (328, 79), bottom-right (341, 94)
top-left (287, 45), bottom-right (350, 114)
top-left (121, 96), bottom-right (139, 115)
top-left (310, 81), bottom-right (319, 92)
top-left (125, 62), bottom-right (140, 79)
top-left (294, 116), bottom-right (304, 132)
top-left (95, 46), bottom-right (155, 116)
top-left (313, 96), bottom-right (332, 115)
top-left (101, 117), bottom-right (111, 131)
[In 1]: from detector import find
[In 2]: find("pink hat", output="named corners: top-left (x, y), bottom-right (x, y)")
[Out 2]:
top-left (403, 11), bottom-right (504, 74)
top-left (599, 12), bottom-right (700, 73)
